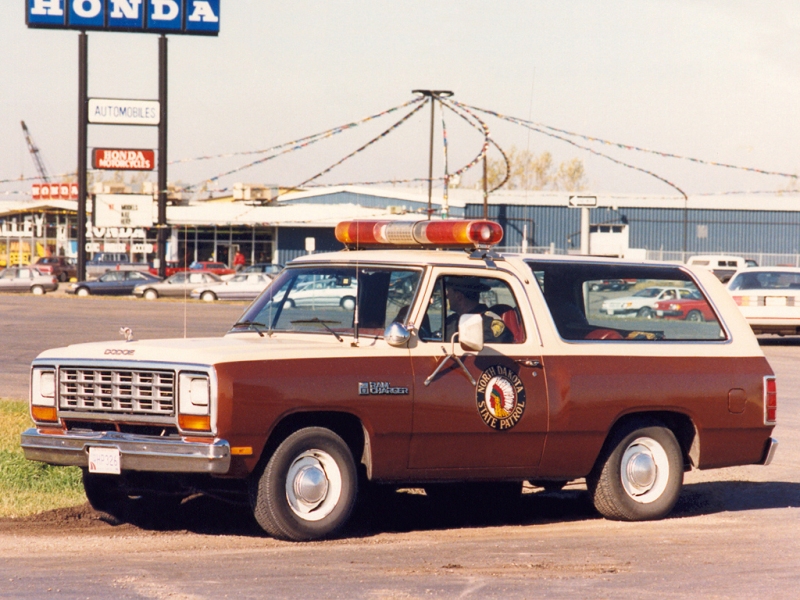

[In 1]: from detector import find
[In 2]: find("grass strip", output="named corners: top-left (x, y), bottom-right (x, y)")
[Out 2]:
top-left (0, 400), bottom-right (85, 518)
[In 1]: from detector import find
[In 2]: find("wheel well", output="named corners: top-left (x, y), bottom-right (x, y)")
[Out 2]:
top-left (259, 411), bottom-right (366, 471)
top-left (605, 411), bottom-right (697, 469)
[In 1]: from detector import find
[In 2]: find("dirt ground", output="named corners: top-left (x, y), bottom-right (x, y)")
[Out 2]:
top-left (1, 295), bottom-right (799, 599)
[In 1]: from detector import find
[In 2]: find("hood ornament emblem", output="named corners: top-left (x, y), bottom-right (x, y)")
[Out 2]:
top-left (120, 327), bottom-right (134, 342)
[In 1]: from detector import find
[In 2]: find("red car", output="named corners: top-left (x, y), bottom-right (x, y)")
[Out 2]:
top-left (654, 292), bottom-right (716, 322)
top-left (32, 256), bottom-right (77, 282)
top-left (148, 261), bottom-right (190, 278)
top-left (189, 261), bottom-right (235, 277)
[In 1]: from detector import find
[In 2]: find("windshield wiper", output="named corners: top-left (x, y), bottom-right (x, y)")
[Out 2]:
top-left (290, 318), bottom-right (344, 342)
top-left (231, 320), bottom-right (269, 337)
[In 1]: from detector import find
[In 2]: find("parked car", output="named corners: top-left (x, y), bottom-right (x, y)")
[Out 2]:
top-left (68, 270), bottom-right (162, 296)
top-left (148, 261), bottom-right (190, 278)
top-left (0, 267), bottom-right (59, 295)
top-left (241, 263), bottom-right (284, 277)
top-left (190, 272), bottom-right (272, 301)
top-left (285, 275), bottom-right (359, 309)
top-left (32, 256), bottom-right (77, 282)
top-left (600, 286), bottom-right (696, 318)
top-left (588, 279), bottom-right (634, 292)
top-left (189, 261), bottom-right (235, 278)
top-left (86, 252), bottom-right (150, 278)
top-left (686, 255), bottom-right (756, 283)
top-left (727, 267), bottom-right (800, 335)
top-left (133, 271), bottom-right (223, 300)
top-left (654, 291), bottom-right (716, 322)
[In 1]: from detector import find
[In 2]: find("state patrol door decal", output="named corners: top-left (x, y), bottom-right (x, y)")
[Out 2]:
top-left (475, 365), bottom-right (526, 430)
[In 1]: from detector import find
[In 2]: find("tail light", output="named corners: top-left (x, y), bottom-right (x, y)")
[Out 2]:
top-left (764, 376), bottom-right (777, 425)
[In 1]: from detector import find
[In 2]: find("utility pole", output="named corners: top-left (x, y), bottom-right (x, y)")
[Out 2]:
top-left (412, 90), bottom-right (453, 219)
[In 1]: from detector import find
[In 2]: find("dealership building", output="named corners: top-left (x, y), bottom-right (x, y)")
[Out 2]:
top-left (2, 185), bottom-right (800, 269)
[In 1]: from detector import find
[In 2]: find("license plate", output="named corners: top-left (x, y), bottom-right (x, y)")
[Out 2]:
top-left (88, 446), bottom-right (121, 474)
top-left (656, 310), bottom-right (664, 316)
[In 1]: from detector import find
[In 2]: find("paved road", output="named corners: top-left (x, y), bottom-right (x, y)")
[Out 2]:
top-left (1, 294), bottom-right (799, 599)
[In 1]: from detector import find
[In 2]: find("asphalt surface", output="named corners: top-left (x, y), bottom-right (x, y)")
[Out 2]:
top-left (1, 292), bottom-right (800, 598)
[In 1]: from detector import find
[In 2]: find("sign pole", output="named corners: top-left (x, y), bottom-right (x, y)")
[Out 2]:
top-left (77, 31), bottom-right (88, 282)
top-left (157, 34), bottom-right (168, 279)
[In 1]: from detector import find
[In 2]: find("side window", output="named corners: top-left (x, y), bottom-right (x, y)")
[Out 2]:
top-left (529, 261), bottom-right (725, 341)
top-left (245, 267), bottom-right (421, 337)
top-left (420, 275), bottom-right (524, 344)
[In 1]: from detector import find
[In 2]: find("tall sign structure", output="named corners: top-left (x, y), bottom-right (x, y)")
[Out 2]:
top-left (26, 0), bottom-right (221, 280)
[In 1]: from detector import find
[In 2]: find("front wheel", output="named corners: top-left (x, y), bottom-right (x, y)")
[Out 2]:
top-left (76, 287), bottom-right (90, 297)
top-left (637, 306), bottom-right (654, 319)
top-left (340, 296), bottom-right (356, 311)
top-left (249, 427), bottom-right (357, 541)
top-left (587, 421), bottom-right (683, 521)
top-left (201, 291), bottom-right (216, 302)
top-left (143, 288), bottom-right (159, 300)
top-left (686, 310), bottom-right (704, 322)
top-left (31, 285), bottom-right (45, 296)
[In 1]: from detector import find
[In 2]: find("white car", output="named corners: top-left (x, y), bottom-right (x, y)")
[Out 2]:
top-left (190, 272), bottom-right (272, 302)
top-left (727, 267), bottom-right (800, 335)
top-left (0, 267), bottom-right (59, 295)
top-left (601, 286), bottom-right (696, 318)
top-left (284, 276), bottom-right (358, 310)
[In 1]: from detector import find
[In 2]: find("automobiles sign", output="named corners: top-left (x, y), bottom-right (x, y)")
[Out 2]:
top-left (26, 0), bottom-right (220, 36)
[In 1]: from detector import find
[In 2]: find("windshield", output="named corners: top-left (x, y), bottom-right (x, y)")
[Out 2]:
top-left (235, 265), bottom-right (422, 337)
top-left (633, 287), bottom-right (664, 298)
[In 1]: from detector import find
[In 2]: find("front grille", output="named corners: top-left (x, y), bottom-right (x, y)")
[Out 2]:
top-left (59, 368), bottom-right (175, 415)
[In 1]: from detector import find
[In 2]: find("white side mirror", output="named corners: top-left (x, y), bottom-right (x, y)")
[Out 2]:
top-left (458, 313), bottom-right (484, 352)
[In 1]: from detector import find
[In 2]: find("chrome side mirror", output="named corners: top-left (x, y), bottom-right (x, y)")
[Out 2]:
top-left (458, 313), bottom-right (484, 352)
top-left (384, 322), bottom-right (411, 347)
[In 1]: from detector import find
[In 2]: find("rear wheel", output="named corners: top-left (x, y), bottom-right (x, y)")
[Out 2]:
top-left (31, 285), bottom-right (45, 296)
top-left (249, 427), bottom-right (357, 541)
top-left (58, 272), bottom-right (68, 282)
top-left (143, 288), bottom-right (159, 300)
top-left (76, 287), bottom-right (90, 297)
top-left (637, 306), bottom-right (654, 318)
top-left (201, 291), bottom-right (217, 302)
top-left (587, 420), bottom-right (683, 521)
top-left (686, 310), bottom-right (704, 322)
top-left (340, 296), bottom-right (356, 310)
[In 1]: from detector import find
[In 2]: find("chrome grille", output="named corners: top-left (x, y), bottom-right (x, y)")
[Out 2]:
top-left (59, 368), bottom-right (175, 415)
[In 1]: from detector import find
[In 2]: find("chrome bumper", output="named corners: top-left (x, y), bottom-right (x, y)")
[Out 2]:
top-left (21, 428), bottom-right (231, 474)
top-left (760, 437), bottom-right (778, 466)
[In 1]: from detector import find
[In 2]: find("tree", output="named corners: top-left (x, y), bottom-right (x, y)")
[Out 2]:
top-left (461, 146), bottom-right (587, 192)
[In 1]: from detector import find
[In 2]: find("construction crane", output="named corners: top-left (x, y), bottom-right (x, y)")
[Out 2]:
top-left (20, 120), bottom-right (50, 183)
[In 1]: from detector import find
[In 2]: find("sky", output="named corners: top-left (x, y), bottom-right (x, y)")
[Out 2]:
top-left (2, 1), bottom-right (800, 201)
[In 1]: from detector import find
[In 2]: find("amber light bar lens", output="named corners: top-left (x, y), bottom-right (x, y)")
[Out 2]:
top-left (335, 220), bottom-right (503, 248)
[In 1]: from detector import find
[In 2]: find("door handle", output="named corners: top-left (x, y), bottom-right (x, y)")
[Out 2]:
top-left (516, 359), bottom-right (542, 368)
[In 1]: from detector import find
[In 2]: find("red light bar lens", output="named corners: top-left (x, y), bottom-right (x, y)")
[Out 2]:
top-left (764, 376), bottom-right (777, 425)
top-left (335, 220), bottom-right (503, 248)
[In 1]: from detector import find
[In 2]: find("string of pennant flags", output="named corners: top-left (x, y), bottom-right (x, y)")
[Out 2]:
top-left (4, 94), bottom-right (800, 199)
top-left (457, 101), bottom-right (800, 181)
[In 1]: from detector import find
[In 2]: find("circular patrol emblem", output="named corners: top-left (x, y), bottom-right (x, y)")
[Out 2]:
top-left (475, 365), bottom-right (526, 430)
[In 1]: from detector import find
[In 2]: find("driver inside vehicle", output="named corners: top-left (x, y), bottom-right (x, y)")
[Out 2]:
top-left (443, 277), bottom-right (514, 343)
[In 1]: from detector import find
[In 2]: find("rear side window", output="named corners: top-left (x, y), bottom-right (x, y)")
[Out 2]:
top-left (527, 261), bottom-right (726, 342)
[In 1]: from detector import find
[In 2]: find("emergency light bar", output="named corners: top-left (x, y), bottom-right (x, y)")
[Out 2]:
top-left (335, 220), bottom-right (503, 249)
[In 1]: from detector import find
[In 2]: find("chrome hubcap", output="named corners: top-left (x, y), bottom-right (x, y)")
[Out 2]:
top-left (285, 449), bottom-right (342, 522)
top-left (620, 437), bottom-right (670, 504)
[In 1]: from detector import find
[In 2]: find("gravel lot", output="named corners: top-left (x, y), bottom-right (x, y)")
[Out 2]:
top-left (1, 293), bottom-right (799, 599)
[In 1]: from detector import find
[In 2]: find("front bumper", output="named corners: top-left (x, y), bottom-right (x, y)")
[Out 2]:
top-left (21, 428), bottom-right (231, 474)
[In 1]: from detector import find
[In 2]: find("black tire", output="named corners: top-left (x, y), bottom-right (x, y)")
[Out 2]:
top-left (249, 427), bottom-right (357, 541)
top-left (586, 420), bottom-right (683, 521)
top-left (686, 310), bottom-right (704, 322)
top-left (76, 287), bottom-right (90, 297)
top-left (340, 296), bottom-right (356, 310)
top-left (143, 288), bottom-right (159, 300)
top-left (637, 306), bottom-right (654, 319)
top-left (58, 272), bottom-right (68, 282)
